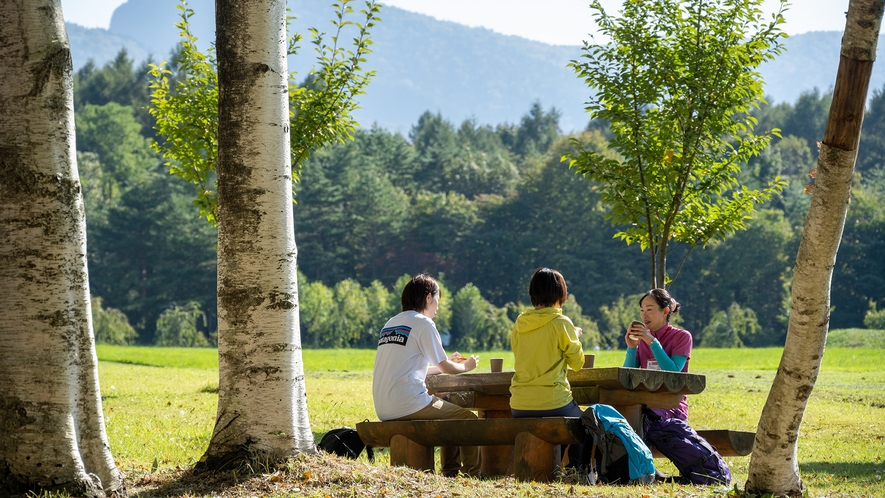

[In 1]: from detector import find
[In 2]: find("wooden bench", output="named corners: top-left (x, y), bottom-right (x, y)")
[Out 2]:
top-left (356, 417), bottom-right (584, 482)
top-left (356, 419), bottom-right (754, 482)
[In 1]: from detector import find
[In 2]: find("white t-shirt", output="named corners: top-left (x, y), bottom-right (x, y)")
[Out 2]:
top-left (372, 310), bottom-right (448, 420)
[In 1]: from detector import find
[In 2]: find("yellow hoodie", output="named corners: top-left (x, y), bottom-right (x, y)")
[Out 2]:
top-left (509, 307), bottom-right (584, 411)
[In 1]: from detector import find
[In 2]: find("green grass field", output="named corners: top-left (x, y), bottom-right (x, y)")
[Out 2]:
top-left (95, 345), bottom-right (885, 496)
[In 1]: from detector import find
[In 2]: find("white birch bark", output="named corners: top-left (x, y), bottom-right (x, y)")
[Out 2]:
top-left (0, 0), bottom-right (123, 495)
top-left (746, 0), bottom-right (885, 495)
top-left (200, 0), bottom-right (314, 467)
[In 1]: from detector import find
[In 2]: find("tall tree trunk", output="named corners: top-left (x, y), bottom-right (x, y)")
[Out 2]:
top-left (0, 1), bottom-right (124, 496)
top-left (746, 1), bottom-right (885, 495)
top-left (199, 0), bottom-right (314, 468)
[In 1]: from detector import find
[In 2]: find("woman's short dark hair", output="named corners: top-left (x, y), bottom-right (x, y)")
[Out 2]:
top-left (529, 268), bottom-right (568, 308)
top-left (401, 273), bottom-right (439, 312)
top-left (639, 288), bottom-right (681, 320)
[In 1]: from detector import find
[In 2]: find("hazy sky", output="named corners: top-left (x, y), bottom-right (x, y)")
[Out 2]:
top-left (62, 0), bottom-right (849, 46)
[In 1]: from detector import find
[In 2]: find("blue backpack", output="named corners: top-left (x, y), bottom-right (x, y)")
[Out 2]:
top-left (581, 404), bottom-right (655, 484)
top-left (642, 407), bottom-right (730, 485)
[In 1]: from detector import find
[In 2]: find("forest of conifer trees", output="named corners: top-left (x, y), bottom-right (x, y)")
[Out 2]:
top-left (76, 51), bottom-right (885, 350)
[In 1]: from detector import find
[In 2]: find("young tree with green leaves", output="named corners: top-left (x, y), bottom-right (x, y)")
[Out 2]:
top-left (566, 0), bottom-right (788, 288)
top-left (148, 0), bottom-right (379, 223)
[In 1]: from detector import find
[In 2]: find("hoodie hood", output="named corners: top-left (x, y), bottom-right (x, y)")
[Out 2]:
top-left (514, 307), bottom-right (562, 334)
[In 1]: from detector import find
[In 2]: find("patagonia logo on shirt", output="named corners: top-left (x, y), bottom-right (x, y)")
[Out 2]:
top-left (379, 325), bottom-right (411, 346)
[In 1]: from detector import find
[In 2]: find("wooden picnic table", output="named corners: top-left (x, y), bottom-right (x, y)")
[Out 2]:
top-left (425, 366), bottom-right (706, 475)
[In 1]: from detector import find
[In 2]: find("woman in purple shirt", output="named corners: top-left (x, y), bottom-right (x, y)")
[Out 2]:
top-left (623, 288), bottom-right (693, 421)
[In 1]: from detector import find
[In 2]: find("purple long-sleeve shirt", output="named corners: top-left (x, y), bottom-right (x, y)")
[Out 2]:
top-left (624, 323), bottom-right (693, 420)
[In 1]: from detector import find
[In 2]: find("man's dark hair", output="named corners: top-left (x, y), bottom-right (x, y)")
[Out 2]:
top-left (401, 273), bottom-right (439, 312)
top-left (529, 268), bottom-right (568, 308)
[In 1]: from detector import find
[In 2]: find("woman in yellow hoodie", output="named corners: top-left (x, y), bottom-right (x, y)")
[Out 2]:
top-left (510, 267), bottom-right (585, 469)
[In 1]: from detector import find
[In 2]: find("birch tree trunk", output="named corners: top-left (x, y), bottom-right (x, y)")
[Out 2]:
top-left (0, 0), bottom-right (124, 496)
top-left (199, 0), bottom-right (314, 468)
top-left (746, 1), bottom-right (885, 495)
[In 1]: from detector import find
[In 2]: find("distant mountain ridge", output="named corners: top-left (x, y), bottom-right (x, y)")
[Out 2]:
top-left (66, 0), bottom-right (885, 133)
top-left (67, 22), bottom-right (149, 70)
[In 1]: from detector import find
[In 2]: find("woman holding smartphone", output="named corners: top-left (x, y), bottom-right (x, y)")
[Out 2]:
top-left (623, 288), bottom-right (692, 421)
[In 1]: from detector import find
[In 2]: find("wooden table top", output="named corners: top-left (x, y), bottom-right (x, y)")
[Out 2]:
top-left (425, 366), bottom-right (706, 397)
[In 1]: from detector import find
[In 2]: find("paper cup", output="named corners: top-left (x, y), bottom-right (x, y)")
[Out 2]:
top-left (489, 358), bottom-right (504, 373)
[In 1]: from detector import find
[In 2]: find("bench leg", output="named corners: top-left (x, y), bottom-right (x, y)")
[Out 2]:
top-left (513, 432), bottom-right (559, 482)
top-left (480, 409), bottom-right (514, 476)
top-left (390, 434), bottom-right (434, 472)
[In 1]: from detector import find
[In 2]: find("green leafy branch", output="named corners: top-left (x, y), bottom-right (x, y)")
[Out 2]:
top-left (290, 0), bottom-right (381, 175)
top-left (565, 0), bottom-right (788, 287)
top-left (147, 3), bottom-right (218, 222)
top-left (147, 0), bottom-right (381, 224)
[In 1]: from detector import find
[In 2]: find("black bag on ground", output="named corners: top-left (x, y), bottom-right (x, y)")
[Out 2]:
top-left (642, 406), bottom-right (730, 485)
top-left (317, 427), bottom-right (374, 462)
top-left (581, 404), bottom-right (655, 485)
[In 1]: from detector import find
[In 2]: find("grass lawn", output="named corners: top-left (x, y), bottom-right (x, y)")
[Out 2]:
top-left (95, 345), bottom-right (885, 497)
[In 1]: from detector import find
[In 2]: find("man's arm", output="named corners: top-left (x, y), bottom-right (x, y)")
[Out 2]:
top-left (430, 353), bottom-right (479, 375)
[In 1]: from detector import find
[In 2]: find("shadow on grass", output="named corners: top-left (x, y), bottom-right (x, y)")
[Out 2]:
top-left (125, 456), bottom-right (883, 497)
top-left (800, 460), bottom-right (883, 479)
top-left (128, 453), bottom-right (378, 497)
top-left (129, 467), bottom-right (245, 498)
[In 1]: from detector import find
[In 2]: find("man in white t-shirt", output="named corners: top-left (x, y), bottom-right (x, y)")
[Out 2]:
top-left (372, 273), bottom-right (481, 477)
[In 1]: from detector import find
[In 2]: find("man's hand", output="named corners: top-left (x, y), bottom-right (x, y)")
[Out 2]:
top-left (449, 351), bottom-right (466, 362)
top-left (462, 355), bottom-right (478, 371)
